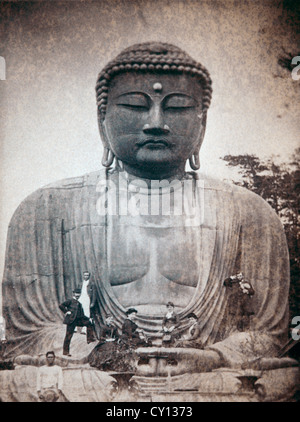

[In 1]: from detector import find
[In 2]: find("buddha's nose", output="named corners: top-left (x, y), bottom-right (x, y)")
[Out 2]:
top-left (143, 105), bottom-right (170, 135)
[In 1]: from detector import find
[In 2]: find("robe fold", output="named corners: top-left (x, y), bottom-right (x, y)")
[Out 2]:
top-left (2, 169), bottom-right (290, 366)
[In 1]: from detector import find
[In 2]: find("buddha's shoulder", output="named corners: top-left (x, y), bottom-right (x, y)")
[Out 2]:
top-left (201, 173), bottom-right (263, 199)
top-left (27, 170), bottom-right (104, 196)
top-left (201, 174), bottom-right (281, 223)
top-left (42, 169), bottom-right (105, 190)
top-left (10, 170), bottom-right (105, 221)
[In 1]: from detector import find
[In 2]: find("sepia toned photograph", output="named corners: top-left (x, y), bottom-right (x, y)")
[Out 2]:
top-left (0, 0), bottom-right (299, 403)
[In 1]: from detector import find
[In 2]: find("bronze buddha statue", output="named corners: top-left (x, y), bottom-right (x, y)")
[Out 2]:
top-left (1, 42), bottom-right (298, 401)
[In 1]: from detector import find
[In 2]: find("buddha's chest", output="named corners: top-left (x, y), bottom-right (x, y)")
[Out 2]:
top-left (106, 216), bottom-right (202, 287)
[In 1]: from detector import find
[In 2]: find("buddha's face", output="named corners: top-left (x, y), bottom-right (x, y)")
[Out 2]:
top-left (102, 72), bottom-right (205, 178)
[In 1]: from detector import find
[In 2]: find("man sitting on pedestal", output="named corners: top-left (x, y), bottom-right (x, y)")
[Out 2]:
top-left (36, 351), bottom-right (66, 402)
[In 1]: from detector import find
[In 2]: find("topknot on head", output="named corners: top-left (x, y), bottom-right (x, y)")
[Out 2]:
top-left (121, 41), bottom-right (170, 55)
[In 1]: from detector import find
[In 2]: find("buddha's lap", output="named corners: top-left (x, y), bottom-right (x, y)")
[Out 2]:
top-left (0, 360), bottom-right (298, 402)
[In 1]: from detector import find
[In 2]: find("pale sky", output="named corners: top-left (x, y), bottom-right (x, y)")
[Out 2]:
top-left (0, 0), bottom-right (299, 311)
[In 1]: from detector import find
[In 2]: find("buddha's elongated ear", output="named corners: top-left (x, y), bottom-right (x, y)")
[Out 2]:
top-left (189, 112), bottom-right (207, 171)
top-left (198, 111), bottom-right (207, 149)
top-left (97, 108), bottom-right (110, 148)
top-left (98, 108), bottom-right (115, 167)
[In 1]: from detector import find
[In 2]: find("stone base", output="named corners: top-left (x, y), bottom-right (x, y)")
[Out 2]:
top-left (1, 344), bottom-right (299, 402)
top-left (131, 366), bottom-right (300, 402)
top-left (0, 364), bottom-right (118, 402)
top-left (0, 363), bottom-right (298, 402)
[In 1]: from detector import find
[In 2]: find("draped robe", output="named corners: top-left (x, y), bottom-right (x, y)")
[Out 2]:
top-left (2, 168), bottom-right (290, 367)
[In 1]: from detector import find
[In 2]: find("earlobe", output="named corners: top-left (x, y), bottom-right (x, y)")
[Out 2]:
top-left (198, 112), bottom-right (207, 147)
top-left (189, 151), bottom-right (201, 170)
top-left (99, 117), bottom-right (109, 146)
top-left (188, 113), bottom-right (207, 171)
top-left (102, 147), bottom-right (115, 167)
top-left (98, 112), bottom-right (115, 168)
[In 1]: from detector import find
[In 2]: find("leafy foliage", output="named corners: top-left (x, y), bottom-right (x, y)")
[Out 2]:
top-left (222, 149), bottom-right (300, 321)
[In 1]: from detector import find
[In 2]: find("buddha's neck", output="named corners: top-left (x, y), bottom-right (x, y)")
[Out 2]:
top-left (122, 163), bottom-right (186, 184)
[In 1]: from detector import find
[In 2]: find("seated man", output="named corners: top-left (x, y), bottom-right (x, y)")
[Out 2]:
top-left (174, 313), bottom-right (201, 348)
top-left (1, 43), bottom-right (297, 400)
top-left (36, 351), bottom-right (66, 402)
top-left (89, 309), bottom-right (150, 372)
top-left (88, 314), bottom-right (119, 370)
top-left (98, 314), bottom-right (119, 344)
top-left (120, 308), bottom-right (150, 348)
top-left (161, 302), bottom-right (180, 346)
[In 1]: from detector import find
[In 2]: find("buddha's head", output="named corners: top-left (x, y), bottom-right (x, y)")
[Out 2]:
top-left (96, 42), bottom-right (212, 179)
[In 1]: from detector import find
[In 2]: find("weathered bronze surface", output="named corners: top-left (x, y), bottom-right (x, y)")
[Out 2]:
top-left (1, 42), bottom-right (298, 402)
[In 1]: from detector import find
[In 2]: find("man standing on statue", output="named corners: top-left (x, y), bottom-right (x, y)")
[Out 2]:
top-left (59, 289), bottom-right (95, 356)
top-left (77, 271), bottom-right (96, 335)
top-left (1, 42), bottom-right (298, 401)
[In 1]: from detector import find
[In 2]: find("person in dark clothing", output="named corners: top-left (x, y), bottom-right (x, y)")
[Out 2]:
top-left (59, 289), bottom-right (96, 356)
top-left (121, 308), bottom-right (150, 347)
top-left (223, 273), bottom-right (255, 332)
top-left (175, 313), bottom-right (202, 348)
top-left (162, 302), bottom-right (180, 346)
top-left (88, 311), bottom-right (150, 371)
top-left (98, 315), bottom-right (118, 343)
top-left (88, 315), bottom-right (121, 370)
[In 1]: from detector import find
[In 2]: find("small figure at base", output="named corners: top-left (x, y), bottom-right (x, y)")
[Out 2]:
top-left (36, 351), bottom-right (67, 402)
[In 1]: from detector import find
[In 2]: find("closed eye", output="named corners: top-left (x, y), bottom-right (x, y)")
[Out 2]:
top-left (116, 103), bottom-right (149, 111)
top-left (163, 105), bottom-right (196, 111)
top-left (116, 92), bottom-right (149, 110)
top-left (163, 94), bottom-right (198, 110)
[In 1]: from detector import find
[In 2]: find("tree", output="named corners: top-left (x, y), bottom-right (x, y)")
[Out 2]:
top-left (221, 150), bottom-right (300, 326)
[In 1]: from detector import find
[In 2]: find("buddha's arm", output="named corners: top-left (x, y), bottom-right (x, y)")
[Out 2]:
top-left (206, 193), bottom-right (290, 368)
top-left (2, 188), bottom-right (68, 356)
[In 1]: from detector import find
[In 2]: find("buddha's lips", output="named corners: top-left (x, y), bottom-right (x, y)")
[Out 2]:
top-left (137, 138), bottom-right (169, 147)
